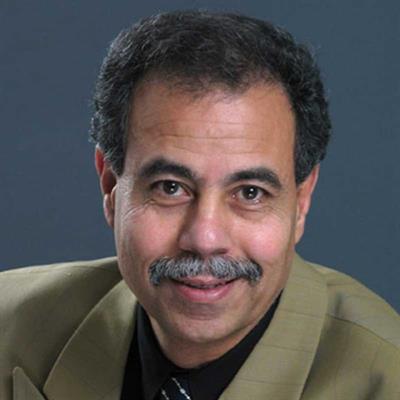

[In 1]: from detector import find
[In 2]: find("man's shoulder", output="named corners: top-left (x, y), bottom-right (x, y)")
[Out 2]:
top-left (0, 257), bottom-right (122, 328)
top-left (0, 257), bottom-right (123, 397)
top-left (1, 256), bottom-right (120, 277)
top-left (0, 257), bottom-right (121, 306)
top-left (305, 260), bottom-right (400, 349)
top-left (294, 260), bottom-right (400, 398)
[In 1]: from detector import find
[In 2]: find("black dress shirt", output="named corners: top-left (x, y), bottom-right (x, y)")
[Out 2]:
top-left (121, 295), bottom-right (280, 400)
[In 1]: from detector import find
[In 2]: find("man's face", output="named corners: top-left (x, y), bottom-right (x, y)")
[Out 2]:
top-left (98, 82), bottom-right (318, 357)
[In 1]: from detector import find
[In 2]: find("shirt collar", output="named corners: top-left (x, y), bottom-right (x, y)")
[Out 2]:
top-left (138, 294), bottom-right (280, 400)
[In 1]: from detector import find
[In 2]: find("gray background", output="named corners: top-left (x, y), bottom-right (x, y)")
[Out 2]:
top-left (1, 1), bottom-right (399, 311)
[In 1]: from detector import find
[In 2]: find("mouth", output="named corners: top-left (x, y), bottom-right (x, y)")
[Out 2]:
top-left (169, 276), bottom-right (238, 303)
top-left (174, 277), bottom-right (235, 288)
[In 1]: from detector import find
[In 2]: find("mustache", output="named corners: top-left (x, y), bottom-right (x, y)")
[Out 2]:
top-left (148, 253), bottom-right (263, 286)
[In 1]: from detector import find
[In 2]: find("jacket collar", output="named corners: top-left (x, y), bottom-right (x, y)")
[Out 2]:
top-left (13, 255), bottom-right (327, 400)
top-left (12, 280), bottom-right (137, 400)
top-left (13, 367), bottom-right (47, 400)
top-left (219, 254), bottom-right (328, 400)
top-left (44, 280), bottom-right (136, 400)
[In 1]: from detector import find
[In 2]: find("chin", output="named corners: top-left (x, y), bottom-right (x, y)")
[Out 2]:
top-left (163, 311), bottom-right (250, 347)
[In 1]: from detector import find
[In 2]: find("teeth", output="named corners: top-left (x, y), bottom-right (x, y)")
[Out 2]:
top-left (185, 282), bottom-right (224, 289)
top-left (173, 278), bottom-right (235, 289)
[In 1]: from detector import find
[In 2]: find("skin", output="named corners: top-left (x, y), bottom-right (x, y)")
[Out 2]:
top-left (96, 81), bottom-right (319, 368)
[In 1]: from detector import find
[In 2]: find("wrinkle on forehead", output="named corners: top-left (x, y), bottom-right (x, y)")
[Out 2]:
top-left (133, 118), bottom-right (293, 147)
top-left (134, 116), bottom-right (284, 131)
top-left (129, 82), bottom-right (294, 137)
top-left (135, 130), bottom-right (277, 143)
top-left (136, 133), bottom-right (281, 158)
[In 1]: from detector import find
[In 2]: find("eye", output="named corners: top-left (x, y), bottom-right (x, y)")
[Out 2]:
top-left (149, 180), bottom-right (191, 202)
top-left (160, 180), bottom-right (183, 196)
top-left (234, 185), bottom-right (267, 203)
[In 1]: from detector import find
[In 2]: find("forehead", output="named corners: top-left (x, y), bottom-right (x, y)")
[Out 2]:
top-left (125, 82), bottom-right (296, 181)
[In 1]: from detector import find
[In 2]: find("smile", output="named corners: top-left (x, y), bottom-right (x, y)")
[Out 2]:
top-left (169, 276), bottom-right (238, 303)
top-left (179, 281), bottom-right (230, 289)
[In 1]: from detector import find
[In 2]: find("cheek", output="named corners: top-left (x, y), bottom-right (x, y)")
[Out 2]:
top-left (115, 203), bottom-right (182, 267)
top-left (239, 216), bottom-right (295, 266)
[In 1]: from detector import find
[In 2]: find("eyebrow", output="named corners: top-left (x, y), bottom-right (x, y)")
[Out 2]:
top-left (224, 168), bottom-right (282, 191)
top-left (138, 156), bottom-right (282, 191)
top-left (138, 157), bottom-right (198, 181)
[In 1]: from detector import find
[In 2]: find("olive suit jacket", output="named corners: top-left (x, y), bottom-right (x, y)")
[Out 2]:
top-left (1, 255), bottom-right (399, 400)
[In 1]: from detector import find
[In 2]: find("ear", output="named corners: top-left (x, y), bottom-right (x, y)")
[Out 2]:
top-left (294, 165), bottom-right (320, 243)
top-left (95, 146), bottom-right (117, 229)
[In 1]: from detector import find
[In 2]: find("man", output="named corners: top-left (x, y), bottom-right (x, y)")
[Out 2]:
top-left (1, 10), bottom-right (399, 400)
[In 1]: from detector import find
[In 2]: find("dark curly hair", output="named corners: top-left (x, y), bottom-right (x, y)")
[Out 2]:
top-left (90, 10), bottom-right (331, 184)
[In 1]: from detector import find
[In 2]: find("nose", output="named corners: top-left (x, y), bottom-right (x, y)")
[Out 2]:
top-left (178, 195), bottom-right (231, 258)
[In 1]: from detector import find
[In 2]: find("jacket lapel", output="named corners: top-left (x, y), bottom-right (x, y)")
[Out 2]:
top-left (13, 367), bottom-right (47, 400)
top-left (219, 255), bottom-right (328, 400)
top-left (42, 280), bottom-right (136, 400)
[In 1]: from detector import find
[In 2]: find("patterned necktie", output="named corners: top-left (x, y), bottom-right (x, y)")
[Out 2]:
top-left (159, 375), bottom-right (192, 400)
